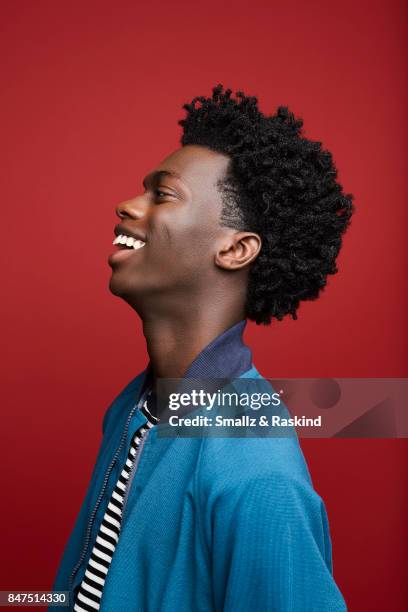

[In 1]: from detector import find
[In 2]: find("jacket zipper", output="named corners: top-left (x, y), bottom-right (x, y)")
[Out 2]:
top-left (121, 428), bottom-right (150, 515)
top-left (68, 388), bottom-right (151, 600)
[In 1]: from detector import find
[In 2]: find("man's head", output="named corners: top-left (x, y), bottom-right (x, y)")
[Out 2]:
top-left (108, 144), bottom-right (261, 321)
top-left (109, 84), bottom-right (354, 325)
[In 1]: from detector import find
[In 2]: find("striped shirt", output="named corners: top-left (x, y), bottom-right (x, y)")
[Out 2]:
top-left (74, 393), bottom-right (159, 611)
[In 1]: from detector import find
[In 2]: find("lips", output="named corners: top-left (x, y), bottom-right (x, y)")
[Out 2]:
top-left (108, 227), bottom-right (147, 267)
top-left (108, 247), bottom-right (140, 265)
top-left (114, 224), bottom-right (147, 243)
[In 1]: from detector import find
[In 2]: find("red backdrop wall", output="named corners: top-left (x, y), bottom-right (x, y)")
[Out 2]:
top-left (1, 1), bottom-right (407, 610)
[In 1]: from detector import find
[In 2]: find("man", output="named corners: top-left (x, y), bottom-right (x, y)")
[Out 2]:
top-left (50, 84), bottom-right (353, 611)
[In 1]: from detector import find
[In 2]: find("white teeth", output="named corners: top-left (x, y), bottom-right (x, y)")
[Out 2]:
top-left (132, 240), bottom-right (145, 250)
top-left (112, 234), bottom-right (146, 250)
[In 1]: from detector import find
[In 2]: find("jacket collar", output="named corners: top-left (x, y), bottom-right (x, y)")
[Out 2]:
top-left (184, 319), bottom-right (252, 379)
top-left (140, 319), bottom-right (253, 399)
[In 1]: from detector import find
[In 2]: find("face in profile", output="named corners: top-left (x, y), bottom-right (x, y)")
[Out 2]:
top-left (108, 144), bottom-right (238, 312)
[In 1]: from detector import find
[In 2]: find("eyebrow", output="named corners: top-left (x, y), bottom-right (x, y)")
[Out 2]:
top-left (142, 170), bottom-right (182, 188)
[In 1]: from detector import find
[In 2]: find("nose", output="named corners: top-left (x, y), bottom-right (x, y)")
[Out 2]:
top-left (116, 196), bottom-right (146, 221)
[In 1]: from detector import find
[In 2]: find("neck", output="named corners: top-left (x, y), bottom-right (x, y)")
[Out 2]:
top-left (142, 308), bottom-right (245, 380)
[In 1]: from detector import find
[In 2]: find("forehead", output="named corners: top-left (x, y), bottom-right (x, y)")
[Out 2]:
top-left (155, 145), bottom-right (231, 193)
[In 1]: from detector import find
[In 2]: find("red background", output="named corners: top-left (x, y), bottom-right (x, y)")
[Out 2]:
top-left (1, 0), bottom-right (407, 610)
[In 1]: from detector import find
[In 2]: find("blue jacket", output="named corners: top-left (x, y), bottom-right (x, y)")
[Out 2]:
top-left (50, 365), bottom-right (347, 611)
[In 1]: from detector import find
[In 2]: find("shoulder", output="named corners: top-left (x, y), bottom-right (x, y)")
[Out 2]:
top-left (196, 434), bottom-right (313, 500)
top-left (195, 368), bottom-right (314, 495)
top-left (193, 366), bottom-right (327, 523)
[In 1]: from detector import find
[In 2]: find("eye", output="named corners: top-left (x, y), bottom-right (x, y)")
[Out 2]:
top-left (155, 189), bottom-right (175, 200)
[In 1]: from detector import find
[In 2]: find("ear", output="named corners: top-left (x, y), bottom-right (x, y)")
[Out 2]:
top-left (215, 231), bottom-right (262, 271)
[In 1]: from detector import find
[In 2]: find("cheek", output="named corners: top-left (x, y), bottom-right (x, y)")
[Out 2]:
top-left (150, 210), bottom-right (219, 265)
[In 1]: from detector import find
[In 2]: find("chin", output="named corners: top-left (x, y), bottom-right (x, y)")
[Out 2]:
top-left (108, 274), bottom-right (146, 308)
top-left (108, 274), bottom-right (131, 298)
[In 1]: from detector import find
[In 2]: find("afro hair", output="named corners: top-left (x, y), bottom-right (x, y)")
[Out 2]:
top-left (178, 83), bottom-right (355, 325)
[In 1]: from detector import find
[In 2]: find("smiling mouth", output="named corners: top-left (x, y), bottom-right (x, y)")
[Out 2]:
top-left (112, 234), bottom-right (146, 250)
